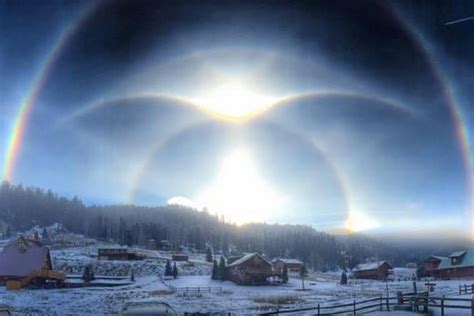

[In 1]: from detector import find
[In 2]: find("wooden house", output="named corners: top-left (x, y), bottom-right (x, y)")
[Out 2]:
top-left (273, 258), bottom-right (304, 274)
top-left (436, 250), bottom-right (474, 279)
top-left (158, 240), bottom-right (171, 251)
top-left (420, 256), bottom-right (446, 278)
top-left (352, 261), bottom-right (393, 280)
top-left (226, 253), bottom-right (273, 285)
top-left (147, 239), bottom-right (158, 250)
top-left (0, 236), bottom-right (65, 290)
top-left (98, 247), bottom-right (137, 260)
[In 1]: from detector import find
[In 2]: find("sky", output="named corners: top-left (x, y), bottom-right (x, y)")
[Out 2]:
top-left (0, 0), bottom-right (473, 236)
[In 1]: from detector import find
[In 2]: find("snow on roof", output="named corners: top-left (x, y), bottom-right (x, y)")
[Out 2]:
top-left (438, 250), bottom-right (474, 270)
top-left (276, 258), bottom-right (303, 265)
top-left (0, 237), bottom-right (50, 278)
top-left (353, 261), bottom-right (391, 272)
top-left (449, 250), bottom-right (467, 258)
top-left (226, 253), bottom-right (272, 267)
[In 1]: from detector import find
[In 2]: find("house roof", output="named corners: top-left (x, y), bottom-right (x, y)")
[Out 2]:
top-left (353, 261), bottom-right (392, 272)
top-left (438, 250), bottom-right (474, 270)
top-left (275, 258), bottom-right (303, 265)
top-left (227, 253), bottom-right (272, 267)
top-left (0, 237), bottom-right (51, 278)
top-left (449, 251), bottom-right (467, 258)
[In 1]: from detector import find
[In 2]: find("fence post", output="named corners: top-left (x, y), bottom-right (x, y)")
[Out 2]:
top-left (459, 285), bottom-right (462, 295)
top-left (441, 295), bottom-right (444, 316)
top-left (379, 295), bottom-right (383, 311)
top-left (317, 303), bottom-right (320, 316)
top-left (471, 284), bottom-right (474, 294)
top-left (353, 300), bottom-right (356, 315)
top-left (471, 297), bottom-right (474, 316)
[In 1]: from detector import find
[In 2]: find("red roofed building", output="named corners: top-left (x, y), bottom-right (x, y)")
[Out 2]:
top-left (0, 236), bottom-right (65, 290)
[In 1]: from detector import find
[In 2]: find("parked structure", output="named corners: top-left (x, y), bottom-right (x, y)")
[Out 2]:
top-left (273, 258), bottom-right (304, 274)
top-left (436, 250), bottom-right (474, 279)
top-left (98, 247), bottom-right (138, 260)
top-left (0, 236), bottom-right (65, 290)
top-left (352, 261), bottom-right (393, 280)
top-left (226, 253), bottom-right (273, 285)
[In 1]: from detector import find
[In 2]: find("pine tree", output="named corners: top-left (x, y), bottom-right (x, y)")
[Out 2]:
top-left (165, 259), bottom-right (172, 276)
top-left (41, 227), bottom-right (49, 240)
top-left (282, 265), bottom-right (289, 284)
top-left (82, 264), bottom-right (95, 282)
top-left (299, 264), bottom-right (308, 290)
top-left (205, 246), bottom-right (213, 263)
top-left (218, 256), bottom-right (226, 281)
top-left (172, 262), bottom-right (178, 279)
top-left (340, 271), bottom-right (347, 285)
top-left (211, 259), bottom-right (218, 280)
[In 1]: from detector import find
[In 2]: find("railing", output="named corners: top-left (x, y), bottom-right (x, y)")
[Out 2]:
top-left (168, 285), bottom-right (223, 294)
top-left (259, 296), bottom-right (383, 315)
top-left (460, 283), bottom-right (474, 295)
top-left (259, 292), bottom-right (474, 315)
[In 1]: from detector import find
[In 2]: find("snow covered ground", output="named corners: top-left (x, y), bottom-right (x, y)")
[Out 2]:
top-left (1, 273), bottom-right (473, 315)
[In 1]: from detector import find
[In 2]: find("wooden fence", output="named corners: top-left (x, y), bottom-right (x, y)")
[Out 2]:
top-left (460, 284), bottom-right (474, 295)
top-left (168, 285), bottom-right (223, 294)
top-left (260, 291), bottom-right (474, 315)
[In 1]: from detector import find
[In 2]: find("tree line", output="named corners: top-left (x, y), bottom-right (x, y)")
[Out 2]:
top-left (0, 181), bottom-right (451, 269)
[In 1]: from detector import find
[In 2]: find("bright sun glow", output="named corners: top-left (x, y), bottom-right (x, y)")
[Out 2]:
top-left (195, 148), bottom-right (285, 224)
top-left (345, 209), bottom-right (380, 232)
top-left (193, 80), bottom-right (277, 120)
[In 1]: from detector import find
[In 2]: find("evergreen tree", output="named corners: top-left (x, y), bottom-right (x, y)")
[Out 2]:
top-left (282, 265), bottom-right (289, 284)
top-left (211, 259), bottom-right (219, 280)
top-left (41, 227), bottom-right (49, 240)
top-left (82, 264), bottom-right (95, 282)
top-left (340, 271), bottom-right (347, 285)
top-left (299, 264), bottom-right (308, 290)
top-left (165, 259), bottom-right (172, 276)
top-left (205, 246), bottom-right (213, 263)
top-left (172, 262), bottom-right (178, 279)
top-left (218, 256), bottom-right (226, 281)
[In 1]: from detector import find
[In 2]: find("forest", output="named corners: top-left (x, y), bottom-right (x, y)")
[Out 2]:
top-left (0, 181), bottom-right (464, 270)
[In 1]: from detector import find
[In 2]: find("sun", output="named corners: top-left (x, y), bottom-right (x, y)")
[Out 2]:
top-left (192, 80), bottom-right (277, 120)
top-left (196, 148), bottom-right (286, 224)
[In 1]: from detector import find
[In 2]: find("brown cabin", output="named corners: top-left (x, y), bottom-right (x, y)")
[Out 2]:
top-left (273, 258), bottom-right (304, 274)
top-left (0, 236), bottom-right (65, 290)
top-left (422, 256), bottom-right (446, 278)
top-left (352, 261), bottom-right (393, 280)
top-left (98, 247), bottom-right (137, 260)
top-left (226, 253), bottom-right (273, 285)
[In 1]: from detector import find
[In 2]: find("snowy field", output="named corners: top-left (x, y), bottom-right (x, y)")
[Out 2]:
top-left (0, 233), bottom-right (472, 315)
top-left (1, 274), bottom-right (473, 315)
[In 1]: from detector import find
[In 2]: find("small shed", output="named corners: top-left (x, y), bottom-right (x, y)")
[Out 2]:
top-left (171, 254), bottom-right (189, 261)
top-left (273, 258), bottom-right (304, 274)
top-left (98, 247), bottom-right (137, 261)
top-left (226, 253), bottom-right (273, 285)
top-left (352, 261), bottom-right (393, 280)
top-left (0, 236), bottom-right (65, 289)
